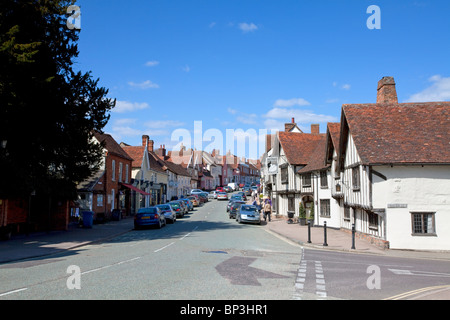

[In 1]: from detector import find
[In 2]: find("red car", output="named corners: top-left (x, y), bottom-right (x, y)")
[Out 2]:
top-left (216, 187), bottom-right (224, 192)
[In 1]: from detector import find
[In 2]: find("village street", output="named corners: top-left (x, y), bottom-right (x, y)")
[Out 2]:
top-left (1, 198), bottom-right (450, 302)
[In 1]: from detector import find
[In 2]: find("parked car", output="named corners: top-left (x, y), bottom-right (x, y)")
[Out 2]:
top-left (190, 189), bottom-right (204, 195)
top-left (168, 201), bottom-right (184, 218)
top-left (217, 192), bottom-right (228, 200)
top-left (134, 207), bottom-right (166, 229)
top-left (180, 198), bottom-right (193, 211)
top-left (187, 195), bottom-right (200, 207)
top-left (236, 191), bottom-right (247, 201)
top-left (156, 204), bottom-right (176, 223)
top-left (227, 183), bottom-right (238, 191)
top-left (236, 205), bottom-right (261, 225)
top-left (197, 192), bottom-right (209, 203)
top-left (208, 191), bottom-right (218, 199)
top-left (242, 187), bottom-right (252, 196)
top-left (228, 201), bottom-right (245, 219)
top-left (223, 186), bottom-right (232, 193)
top-left (227, 195), bottom-right (245, 212)
top-left (176, 199), bottom-right (189, 214)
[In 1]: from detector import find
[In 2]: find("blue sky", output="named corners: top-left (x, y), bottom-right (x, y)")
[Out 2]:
top-left (73, 0), bottom-right (450, 158)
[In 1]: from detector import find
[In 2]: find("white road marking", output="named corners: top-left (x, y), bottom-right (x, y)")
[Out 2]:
top-left (0, 287), bottom-right (28, 297)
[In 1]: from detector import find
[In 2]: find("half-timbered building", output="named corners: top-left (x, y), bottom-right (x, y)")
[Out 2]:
top-left (337, 77), bottom-right (450, 250)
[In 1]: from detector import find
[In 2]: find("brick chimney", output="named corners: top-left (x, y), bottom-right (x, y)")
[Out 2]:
top-left (377, 76), bottom-right (398, 104)
top-left (311, 124), bottom-right (320, 134)
top-left (142, 135), bottom-right (154, 152)
top-left (156, 144), bottom-right (166, 158)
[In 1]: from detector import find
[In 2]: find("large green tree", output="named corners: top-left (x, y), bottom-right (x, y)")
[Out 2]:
top-left (0, 0), bottom-right (115, 199)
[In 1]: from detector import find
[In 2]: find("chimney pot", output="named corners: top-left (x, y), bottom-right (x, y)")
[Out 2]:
top-left (292, 117), bottom-right (295, 123)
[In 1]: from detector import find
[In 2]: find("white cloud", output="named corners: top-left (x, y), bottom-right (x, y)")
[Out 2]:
top-left (145, 120), bottom-right (185, 129)
top-left (274, 98), bottom-right (311, 107)
top-left (238, 22), bottom-right (258, 33)
top-left (111, 126), bottom-right (142, 137)
top-left (113, 101), bottom-right (150, 113)
top-left (145, 60), bottom-right (159, 67)
top-left (227, 108), bottom-right (238, 115)
top-left (182, 65), bottom-right (191, 72)
top-left (405, 75), bottom-right (450, 102)
top-left (264, 107), bottom-right (338, 124)
top-left (115, 118), bottom-right (137, 125)
top-left (236, 113), bottom-right (258, 125)
top-left (341, 84), bottom-right (351, 90)
top-left (128, 80), bottom-right (160, 89)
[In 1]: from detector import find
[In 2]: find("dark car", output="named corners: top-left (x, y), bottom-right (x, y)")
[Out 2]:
top-left (227, 195), bottom-right (244, 212)
top-left (134, 206), bottom-right (166, 229)
top-left (180, 198), bottom-right (194, 211)
top-left (242, 187), bottom-right (252, 196)
top-left (197, 192), bottom-right (209, 203)
top-left (229, 201), bottom-right (246, 219)
top-left (236, 205), bottom-right (261, 225)
top-left (168, 201), bottom-right (185, 218)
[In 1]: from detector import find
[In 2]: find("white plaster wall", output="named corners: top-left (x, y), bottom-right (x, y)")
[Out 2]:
top-left (372, 165), bottom-right (450, 250)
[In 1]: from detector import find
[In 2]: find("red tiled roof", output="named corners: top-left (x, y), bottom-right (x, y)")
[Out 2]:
top-left (341, 102), bottom-right (450, 165)
top-left (278, 131), bottom-right (325, 165)
top-left (93, 132), bottom-right (133, 161)
top-left (297, 135), bottom-right (328, 173)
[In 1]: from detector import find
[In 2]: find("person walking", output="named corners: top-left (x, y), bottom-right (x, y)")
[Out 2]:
top-left (263, 199), bottom-right (272, 222)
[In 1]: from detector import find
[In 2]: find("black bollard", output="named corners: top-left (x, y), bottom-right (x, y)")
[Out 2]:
top-left (323, 221), bottom-right (328, 246)
top-left (307, 220), bottom-right (312, 243)
top-left (351, 223), bottom-right (356, 250)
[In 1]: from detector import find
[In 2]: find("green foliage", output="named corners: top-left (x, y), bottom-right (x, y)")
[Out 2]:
top-left (0, 0), bottom-right (115, 198)
top-left (299, 202), bottom-right (306, 219)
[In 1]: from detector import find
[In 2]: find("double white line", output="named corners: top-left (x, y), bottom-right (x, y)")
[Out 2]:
top-left (384, 285), bottom-right (450, 300)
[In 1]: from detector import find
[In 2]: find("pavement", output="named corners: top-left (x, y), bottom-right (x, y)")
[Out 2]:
top-left (1, 210), bottom-right (450, 300)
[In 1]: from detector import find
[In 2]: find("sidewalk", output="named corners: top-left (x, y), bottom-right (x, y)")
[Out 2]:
top-left (263, 216), bottom-right (450, 261)
top-left (0, 217), bottom-right (134, 264)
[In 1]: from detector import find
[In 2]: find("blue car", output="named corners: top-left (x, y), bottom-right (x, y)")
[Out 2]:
top-left (156, 204), bottom-right (176, 223)
top-left (134, 207), bottom-right (166, 229)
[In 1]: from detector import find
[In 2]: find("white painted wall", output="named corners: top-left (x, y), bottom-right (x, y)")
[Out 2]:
top-left (373, 165), bottom-right (450, 250)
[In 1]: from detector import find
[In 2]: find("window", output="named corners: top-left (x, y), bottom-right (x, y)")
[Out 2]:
top-left (320, 199), bottom-right (330, 217)
top-left (344, 205), bottom-right (351, 221)
top-left (412, 212), bottom-right (436, 235)
top-left (97, 194), bottom-right (103, 207)
top-left (119, 162), bottom-right (123, 182)
top-left (352, 167), bottom-right (360, 191)
top-left (302, 173), bottom-right (311, 187)
top-left (320, 170), bottom-right (328, 188)
top-left (368, 212), bottom-right (378, 230)
top-left (281, 166), bottom-right (288, 184)
top-left (125, 164), bottom-right (129, 183)
top-left (111, 160), bottom-right (116, 181)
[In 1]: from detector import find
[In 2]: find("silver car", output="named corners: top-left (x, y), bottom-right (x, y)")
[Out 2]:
top-left (156, 204), bottom-right (176, 223)
top-left (236, 205), bottom-right (261, 225)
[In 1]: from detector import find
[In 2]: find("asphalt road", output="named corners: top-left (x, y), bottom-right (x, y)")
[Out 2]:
top-left (0, 198), bottom-right (302, 300)
top-left (1, 197), bottom-right (450, 301)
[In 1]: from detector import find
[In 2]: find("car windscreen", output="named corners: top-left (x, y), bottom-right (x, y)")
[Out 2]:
top-left (240, 205), bottom-right (257, 212)
top-left (157, 205), bottom-right (171, 210)
top-left (138, 207), bottom-right (157, 214)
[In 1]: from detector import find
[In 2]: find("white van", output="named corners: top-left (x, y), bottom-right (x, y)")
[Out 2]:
top-left (227, 183), bottom-right (238, 191)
